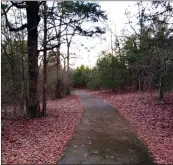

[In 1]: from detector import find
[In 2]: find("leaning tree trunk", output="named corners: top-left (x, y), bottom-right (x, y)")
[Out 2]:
top-left (26, 2), bottom-right (40, 118)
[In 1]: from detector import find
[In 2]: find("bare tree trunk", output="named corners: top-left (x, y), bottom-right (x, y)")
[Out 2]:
top-left (138, 75), bottom-right (141, 92)
top-left (159, 60), bottom-right (167, 101)
top-left (63, 57), bottom-right (66, 71)
top-left (159, 76), bottom-right (164, 101)
top-left (20, 39), bottom-right (25, 116)
top-left (65, 28), bottom-right (75, 95)
top-left (11, 63), bottom-right (17, 117)
top-left (25, 59), bottom-right (29, 116)
top-left (54, 13), bottom-right (63, 98)
top-left (66, 43), bottom-right (71, 95)
top-left (56, 49), bottom-right (62, 98)
top-left (26, 2), bottom-right (40, 118)
top-left (19, 10), bottom-right (26, 117)
top-left (42, 1), bottom-right (47, 117)
top-left (9, 33), bottom-right (17, 116)
top-left (136, 69), bottom-right (141, 91)
top-left (67, 43), bottom-right (70, 74)
top-left (129, 67), bottom-right (132, 88)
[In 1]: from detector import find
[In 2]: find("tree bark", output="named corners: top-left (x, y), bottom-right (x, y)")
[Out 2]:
top-left (67, 44), bottom-right (70, 73)
top-left (129, 67), bottom-right (132, 88)
top-left (20, 39), bottom-right (25, 117)
top-left (55, 12), bottom-right (63, 98)
top-left (26, 2), bottom-right (40, 118)
top-left (66, 43), bottom-right (71, 95)
top-left (56, 48), bottom-right (63, 98)
top-left (159, 71), bottom-right (164, 101)
top-left (42, 1), bottom-right (47, 117)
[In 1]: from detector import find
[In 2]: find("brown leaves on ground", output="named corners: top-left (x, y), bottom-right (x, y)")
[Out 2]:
top-left (2, 95), bottom-right (83, 164)
top-left (90, 90), bottom-right (173, 165)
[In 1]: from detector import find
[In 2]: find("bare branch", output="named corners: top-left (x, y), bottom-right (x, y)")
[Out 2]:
top-left (9, 24), bottom-right (28, 32)
top-left (38, 1), bottom-right (44, 6)
top-left (1, 4), bottom-right (13, 15)
top-left (10, 1), bottom-right (26, 8)
top-left (2, 8), bottom-right (28, 32)
top-left (38, 44), bottom-right (61, 52)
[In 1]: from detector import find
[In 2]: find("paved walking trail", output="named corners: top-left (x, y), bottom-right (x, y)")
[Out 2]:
top-left (58, 90), bottom-right (154, 165)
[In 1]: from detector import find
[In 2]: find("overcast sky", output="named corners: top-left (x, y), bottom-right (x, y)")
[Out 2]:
top-left (3, 1), bottom-right (138, 69)
top-left (70, 1), bottom-right (137, 69)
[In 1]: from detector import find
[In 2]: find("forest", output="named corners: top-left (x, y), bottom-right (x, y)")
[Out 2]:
top-left (1, 1), bottom-right (173, 165)
top-left (73, 1), bottom-right (173, 100)
top-left (2, 1), bottom-right (107, 118)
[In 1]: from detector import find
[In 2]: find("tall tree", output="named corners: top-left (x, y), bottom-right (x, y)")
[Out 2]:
top-left (42, 1), bottom-right (48, 116)
top-left (2, 1), bottom-right (41, 118)
top-left (44, 1), bottom-right (107, 97)
top-left (26, 2), bottom-right (41, 117)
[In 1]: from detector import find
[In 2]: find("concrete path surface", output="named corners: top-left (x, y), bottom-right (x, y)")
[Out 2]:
top-left (58, 90), bottom-right (155, 165)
